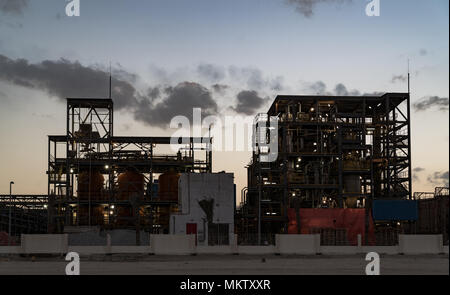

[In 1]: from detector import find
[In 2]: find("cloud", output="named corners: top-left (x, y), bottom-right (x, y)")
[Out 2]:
top-left (307, 81), bottom-right (328, 95)
top-left (0, 0), bottom-right (28, 15)
top-left (147, 87), bottom-right (160, 100)
top-left (134, 82), bottom-right (218, 127)
top-left (0, 54), bottom-right (138, 110)
top-left (427, 171), bottom-right (449, 187)
top-left (269, 76), bottom-right (285, 91)
top-left (391, 75), bottom-right (407, 83)
top-left (227, 66), bottom-right (284, 91)
top-left (303, 81), bottom-right (366, 96)
top-left (197, 64), bottom-right (226, 82)
top-left (413, 96), bottom-right (449, 112)
top-left (413, 167), bottom-right (425, 181)
top-left (211, 84), bottom-right (229, 95)
top-left (232, 90), bottom-right (269, 115)
top-left (286, 0), bottom-right (351, 17)
top-left (0, 55), bottom-right (221, 127)
top-left (419, 49), bottom-right (427, 56)
top-left (334, 83), bottom-right (360, 96)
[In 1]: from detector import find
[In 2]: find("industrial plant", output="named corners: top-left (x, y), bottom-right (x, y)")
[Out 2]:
top-left (237, 93), bottom-right (448, 246)
top-left (0, 93), bottom-right (448, 249)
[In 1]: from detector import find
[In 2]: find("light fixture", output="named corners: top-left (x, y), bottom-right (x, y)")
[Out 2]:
top-left (111, 205), bottom-right (115, 209)
top-left (297, 157), bottom-right (302, 162)
top-left (310, 107), bottom-right (315, 112)
top-left (292, 192), bottom-right (296, 197)
top-left (110, 211), bottom-right (114, 215)
top-left (105, 165), bottom-right (109, 169)
top-left (70, 168), bottom-right (74, 173)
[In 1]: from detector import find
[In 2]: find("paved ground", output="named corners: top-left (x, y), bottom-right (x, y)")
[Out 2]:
top-left (0, 254), bottom-right (448, 275)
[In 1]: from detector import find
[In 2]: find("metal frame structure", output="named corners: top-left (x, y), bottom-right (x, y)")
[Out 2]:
top-left (0, 195), bottom-right (48, 236)
top-left (47, 98), bottom-right (212, 234)
top-left (238, 93), bottom-right (412, 244)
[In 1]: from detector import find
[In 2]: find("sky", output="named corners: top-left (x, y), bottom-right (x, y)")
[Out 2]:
top-left (0, 0), bottom-right (448, 199)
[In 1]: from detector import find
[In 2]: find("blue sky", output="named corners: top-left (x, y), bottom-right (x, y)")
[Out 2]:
top-left (0, 0), bottom-right (448, 196)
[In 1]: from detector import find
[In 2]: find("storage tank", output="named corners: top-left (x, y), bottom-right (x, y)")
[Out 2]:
top-left (158, 171), bottom-right (180, 201)
top-left (77, 170), bottom-right (104, 200)
top-left (117, 170), bottom-right (145, 200)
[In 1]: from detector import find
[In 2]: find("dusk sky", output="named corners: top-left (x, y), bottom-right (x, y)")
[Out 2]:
top-left (0, 0), bottom-right (448, 199)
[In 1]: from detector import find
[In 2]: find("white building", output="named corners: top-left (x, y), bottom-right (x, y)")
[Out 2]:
top-left (170, 173), bottom-right (235, 246)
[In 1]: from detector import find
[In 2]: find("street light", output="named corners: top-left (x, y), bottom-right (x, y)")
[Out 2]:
top-left (8, 181), bottom-right (14, 246)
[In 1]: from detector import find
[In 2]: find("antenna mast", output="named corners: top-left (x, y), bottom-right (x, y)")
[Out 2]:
top-left (109, 62), bottom-right (112, 99)
top-left (407, 59), bottom-right (410, 94)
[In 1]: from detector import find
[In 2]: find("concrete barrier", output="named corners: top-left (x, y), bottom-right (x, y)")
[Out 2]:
top-left (361, 246), bottom-right (399, 255)
top-left (275, 234), bottom-right (320, 255)
top-left (69, 246), bottom-right (109, 255)
top-left (398, 234), bottom-right (444, 254)
top-left (150, 234), bottom-right (196, 255)
top-left (21, 234), bottom-right (68, 255)
top-left (320, 246), bottom-right (359, 255)
top-left (0, 246), bottom-right (21, 254)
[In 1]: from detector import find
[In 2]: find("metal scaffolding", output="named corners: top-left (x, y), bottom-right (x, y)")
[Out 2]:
top-left (237, 93), bottom-right (412, 244)
top-left (47, 98), bottom-right (212, 235)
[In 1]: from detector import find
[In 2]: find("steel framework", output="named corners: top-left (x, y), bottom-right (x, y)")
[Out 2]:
top-left (47, 98), bottom-right (212, 234)
top-left (238, 93), bottom-right (412, 244)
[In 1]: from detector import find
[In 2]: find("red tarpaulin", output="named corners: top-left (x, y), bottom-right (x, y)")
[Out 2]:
top-left (287, 208), bottom-right (375, 245)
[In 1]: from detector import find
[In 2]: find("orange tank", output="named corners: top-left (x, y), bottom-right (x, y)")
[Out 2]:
top-left (77, 170), bottom-right (104, 200)
top-left (158, 172), bottom-right (180, 201)
top-left (117, 170), bottom-right (145, 200)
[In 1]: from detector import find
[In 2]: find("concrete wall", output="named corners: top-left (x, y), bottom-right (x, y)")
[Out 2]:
top-left (276, 234), bottom-right (320, 255)
top-left (21, 234), bottom-right (68, 254)
top-left (170, 173), bottom-right (235, 246)
top-left (1, 233), bottom-right (446, 256)
top-left (399, 234), bottom-right (444, 254)
top-left (150, 234), bottom-right (196, 255)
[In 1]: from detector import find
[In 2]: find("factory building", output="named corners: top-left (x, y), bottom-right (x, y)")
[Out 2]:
top-left (0, 92), bottom-right (448, 247)
top-left (46, 98), bottom-right (216, 239)
top-left (170, 173), bottom-right (235, 246)
top-left (237, 93), bottom-right (415, 245)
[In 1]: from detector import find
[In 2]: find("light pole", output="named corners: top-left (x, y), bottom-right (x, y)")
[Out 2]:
top-left (8, 181), bottom-right (14, 246)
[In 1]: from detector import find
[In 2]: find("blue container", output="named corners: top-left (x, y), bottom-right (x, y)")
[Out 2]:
top-left (372, 200), bottom-right (418, 221)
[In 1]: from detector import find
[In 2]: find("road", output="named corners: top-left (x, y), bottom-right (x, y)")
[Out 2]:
top-left (0, 254), bottom-right (448, 275)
